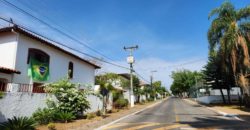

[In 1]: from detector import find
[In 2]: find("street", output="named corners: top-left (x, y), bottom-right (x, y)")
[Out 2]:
top-left (102, 97), bottom-right (250, 130)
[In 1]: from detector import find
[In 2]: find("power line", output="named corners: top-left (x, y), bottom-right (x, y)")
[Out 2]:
top-left (0, 0), bottom-right (152, 84)
top-left (167, 58), bottom-right (207, 68)
top-left (0, 0), bottom-right (115, 61)
top-left (16, 0), bottom-right (89, 44)
top-left (134, 71), bottom-right (150, 84)
top-left (0, 17), bottom-right (130, 70)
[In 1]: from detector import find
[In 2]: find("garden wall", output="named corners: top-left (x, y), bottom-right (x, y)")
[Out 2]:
top-left (0, 93), bottom-right (102, 122)
top-left (196, 95), bottom-right (239, 104)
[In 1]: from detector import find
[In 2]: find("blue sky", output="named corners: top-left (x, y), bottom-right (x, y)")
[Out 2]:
top-left (0, 0), bottom-right (249, 89)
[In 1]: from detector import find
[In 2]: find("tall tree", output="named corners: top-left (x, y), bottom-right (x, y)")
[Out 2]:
top-left (170, 70), bottom-right (202, 97)
top-left (208, 2), bottom-right (250, 96)
top-left (203, 52), bottom-right (229, 103)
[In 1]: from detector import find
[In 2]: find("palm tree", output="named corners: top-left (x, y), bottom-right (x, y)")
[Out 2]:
top-left (208, 2), bottom-right (250, 97)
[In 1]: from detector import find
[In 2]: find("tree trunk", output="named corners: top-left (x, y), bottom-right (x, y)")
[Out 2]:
top-left (227, 88), bottom-right (231, 104)
top-left (220, 88), bottom-right (226, 104)
top-left (103, 96), bottom-right (106, 115)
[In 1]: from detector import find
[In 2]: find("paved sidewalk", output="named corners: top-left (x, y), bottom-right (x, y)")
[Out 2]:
top-left (184, 98), bottom-right (250, 122)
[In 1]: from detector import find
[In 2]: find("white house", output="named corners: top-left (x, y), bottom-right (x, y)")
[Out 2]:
top-left (0, 25), bottom-right (102, 122)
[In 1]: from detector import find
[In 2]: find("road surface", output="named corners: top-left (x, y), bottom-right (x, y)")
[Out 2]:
top-left (102, 97), bottom-right (250, 130)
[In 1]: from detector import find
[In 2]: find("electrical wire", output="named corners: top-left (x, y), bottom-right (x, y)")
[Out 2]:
top-left (0, 0), bottom-right (115, 61)
top-left (0, 0), bottom-right (160, 83)
top-left (0, 17), bottom-right (130, 70)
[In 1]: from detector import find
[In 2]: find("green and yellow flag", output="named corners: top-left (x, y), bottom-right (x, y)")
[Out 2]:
top-left (28, 57), bottom-right (49, 81)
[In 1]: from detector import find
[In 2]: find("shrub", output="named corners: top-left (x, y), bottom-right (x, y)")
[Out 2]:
top-left (47, 123), bottom-right (56, 130)
top-left (147, 97), bottom-right (154, 102)
top-left (86, 113), bottom-right (96, 120)
top-left (108, 109), bottom-right (119, 113)
top-left (96, 110), bottom-right (102, 116)
top-left (0, 116), bottom-right (36, 130)
top-left (54, 112), bottom-right (75, 123)
top-left (45, 79), bottom-right (91, 116)
top-left (114, 98), bottom-right (128, 109)
top-left (32, 108), bottom-right (55, 125)
top-left (0, 91), bottom-right (5, 99)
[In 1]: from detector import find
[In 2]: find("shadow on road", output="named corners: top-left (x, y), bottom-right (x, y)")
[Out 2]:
top-left (178, 116), bottom-right (250, 129)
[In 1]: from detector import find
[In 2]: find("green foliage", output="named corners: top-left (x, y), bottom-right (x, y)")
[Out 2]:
top-left (112, 90), bottom-right (123, 102)
top-left (0, 91), bottom-right (5, 99)
top-left (86, 113), bottom-right (96, 120)
top-left (54, 112), bottom-right (75, 123)
top-left (32, 108), bottom-right (55, 125)
top-left (96, 110), bottom-right (102, 116)
top-left (45, 79), bottom-right (90, 116)
top-left (114, 97), bottom-right (128, 108)
top-left (170, 70), bottom-right (203, 96)
top-left (153, 81), bottom-right (167, 96)
top-left (47, 123), bottom-right (56, 130)
top-left (0, 116), bottom-right (36, 130)
top-left (207, 1), bottom-right (250, 95)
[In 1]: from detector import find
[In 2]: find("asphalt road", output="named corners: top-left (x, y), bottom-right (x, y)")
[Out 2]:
top-left (102, 97), bottom-right (250, 130)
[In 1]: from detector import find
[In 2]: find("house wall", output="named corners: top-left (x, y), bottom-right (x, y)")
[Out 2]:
top-left (0, 73), bottom-right (12, 82)
top-left (0, 32), bottom-right (18, 69)
top-left (0, 32), bottom-right (102, 122)
top-left (13, 33), bottom-right (95, 85)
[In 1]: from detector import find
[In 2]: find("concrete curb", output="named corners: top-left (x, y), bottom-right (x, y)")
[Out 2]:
top-left (183, 98), bottom-right (244, 121)
top-left (94, 97), bottom-right (169, 130)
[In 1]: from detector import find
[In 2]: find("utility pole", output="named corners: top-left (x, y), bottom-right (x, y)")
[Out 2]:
top-left (150, 70), bottom-right (157, 101)
top-left (124, 45), bottom-right (138, 108)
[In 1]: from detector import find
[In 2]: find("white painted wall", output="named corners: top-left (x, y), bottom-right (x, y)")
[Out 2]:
top-left (0, 93), bottom-right (50, 122)
top-left (0, 32), bottom-right (17, 69)
top-left (196, 95), bottom-right (239, 104)
top-left (0, 73), bottom-right (12, 82)
top-left (0, 92), bottom-right (103, 122)
top-left (210, 87), bottom-right (241, 95)
top-left (0, 31), bottom-right (101, 121)
top-left (13, 34), bottom-right (95, 85)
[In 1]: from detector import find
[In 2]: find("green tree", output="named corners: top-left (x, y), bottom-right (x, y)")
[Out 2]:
top-left (202, 52), bottom-right (228, 103)
top-left (208, 1), bottom-right (250, 97)
top-left (170, 70), bottom-right (202, 97)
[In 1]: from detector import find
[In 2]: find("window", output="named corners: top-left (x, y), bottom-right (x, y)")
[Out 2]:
top-left (68, 62), bottom-right (74, 79)
top-left (27, 48), bottom-right (50, 64)
top-left (27, 48), bottom-right (50, 81)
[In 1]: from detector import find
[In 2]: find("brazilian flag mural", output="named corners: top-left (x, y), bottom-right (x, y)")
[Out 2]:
top-left (28, 57), bottom-right (49, 81)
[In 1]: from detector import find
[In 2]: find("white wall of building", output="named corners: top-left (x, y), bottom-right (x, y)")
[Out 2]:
top-left (13, 33), bottom-right (95, 85)
top-left (0, 31), bottom-right (101, 122)
top-left (0, 73), bottom-right (12, 82)
top-left (0, 32), bottom-right (17, 69)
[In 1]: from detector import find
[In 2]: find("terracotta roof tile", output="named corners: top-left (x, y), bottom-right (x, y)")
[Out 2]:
top-left (0, 66), bottom-right (21, 74)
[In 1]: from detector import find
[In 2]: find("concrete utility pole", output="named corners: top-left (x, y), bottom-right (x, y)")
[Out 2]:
top-left (124, 45), bottom-right (138, 108)
top-left (150, 70), bottom-right (157, 100)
